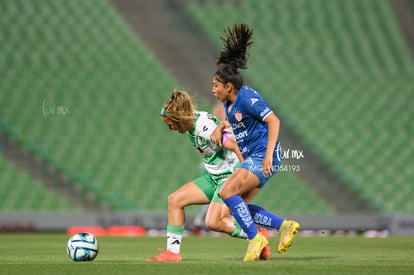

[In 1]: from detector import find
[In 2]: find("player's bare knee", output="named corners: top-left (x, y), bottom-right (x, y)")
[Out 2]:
top-left (219, 188), bottom-right (231, 200)
top-left (167, 192), bottom-right (180, 208)
top-left (205, 217), bottom-right (220, 231)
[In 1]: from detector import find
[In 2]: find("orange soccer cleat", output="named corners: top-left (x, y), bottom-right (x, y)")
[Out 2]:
top-left (146, 248), bottom-right (182, 262)
top-left (258, 228), bottom-right (271, 260)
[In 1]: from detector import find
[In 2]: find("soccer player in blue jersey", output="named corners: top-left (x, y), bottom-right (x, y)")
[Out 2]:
top-left (146, 90), bottom-right (270, 262)
top-left (210, 23), bottom-right (300, 261)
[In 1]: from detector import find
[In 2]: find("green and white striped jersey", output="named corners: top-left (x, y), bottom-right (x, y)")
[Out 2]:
top-left (187, 111), bottom-right (239, 177)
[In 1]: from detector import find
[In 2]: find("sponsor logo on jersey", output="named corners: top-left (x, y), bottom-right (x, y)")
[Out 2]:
top-left (235, 130), bottom-right (248, 140)
top-left (234, 111), bottom-right (243, 122)
top-left (250, 98), bottom-right (259, 106)
top-left (232, 122), bottom-right (246, 129)
top-left (196, 136), bottom-right (206, 146)
top-left (202, 125), bottom-right (208, 131)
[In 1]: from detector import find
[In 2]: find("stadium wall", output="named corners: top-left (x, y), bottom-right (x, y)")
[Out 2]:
top-left (1, 212), bottom-right (414, 236)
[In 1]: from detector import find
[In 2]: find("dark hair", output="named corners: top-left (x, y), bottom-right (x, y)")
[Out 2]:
top-left (215, 23), bottom-right (254, 90)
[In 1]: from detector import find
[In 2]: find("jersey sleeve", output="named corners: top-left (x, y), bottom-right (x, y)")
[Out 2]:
top-left (196, 113), bottom-right (219, 140)
top-left (244, 88), bottom-right (273, 121)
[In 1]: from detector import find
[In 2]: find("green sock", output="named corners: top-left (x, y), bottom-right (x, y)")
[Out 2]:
top-left (167, 224), bottom-right (184, 235)
top-left (230, 222), bottom-right (247, 239)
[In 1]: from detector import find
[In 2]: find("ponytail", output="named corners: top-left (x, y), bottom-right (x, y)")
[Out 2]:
top-left (215, 23), bottom-right (254, 90)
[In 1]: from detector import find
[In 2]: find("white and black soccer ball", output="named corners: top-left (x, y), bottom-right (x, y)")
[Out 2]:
top-left (67, 232), bottom-right (99, 261)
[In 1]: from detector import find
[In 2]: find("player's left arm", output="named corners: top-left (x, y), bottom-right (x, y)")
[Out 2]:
top-left (210, 118), bottom-right (229, 146)
top-left (263, 112), bottom-right (280, 176)
top-left (222, 131), bottom-right (244, 162)
top-left (247, 92), bottom-right (280, 176)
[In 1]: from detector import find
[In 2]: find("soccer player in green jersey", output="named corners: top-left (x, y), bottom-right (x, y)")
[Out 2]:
top-left (192, 103), bottom-right (227, 237)
top-left (146, 90), bottom-right (270, 262)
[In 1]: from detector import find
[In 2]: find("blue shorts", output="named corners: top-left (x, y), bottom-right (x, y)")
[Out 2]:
top-left (240, 151), bottom-right (282, 188)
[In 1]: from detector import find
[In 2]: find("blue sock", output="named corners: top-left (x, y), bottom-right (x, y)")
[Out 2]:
top-left (248, 204), bottom-right (284, 230)
top-left (223, 195), bottom-right (257, 240)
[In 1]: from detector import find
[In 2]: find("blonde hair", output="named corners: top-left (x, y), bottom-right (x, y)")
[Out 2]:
top-left (161, 90), bottom-right (197, 124)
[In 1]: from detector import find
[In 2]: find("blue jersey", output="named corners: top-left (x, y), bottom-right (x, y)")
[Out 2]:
top-left (224, 86), bottom-right (279, 158)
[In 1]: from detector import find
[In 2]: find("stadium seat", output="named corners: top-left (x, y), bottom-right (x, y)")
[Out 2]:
top-left (1, 0), bottom-right (412, 215)
top-left (184, 0), bottom-right (414, 213)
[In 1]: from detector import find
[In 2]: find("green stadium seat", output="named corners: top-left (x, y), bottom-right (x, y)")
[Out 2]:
top-left (184, 0), bottom-right (414, 213)
top-left (1, 0), bottom-right (412, 214)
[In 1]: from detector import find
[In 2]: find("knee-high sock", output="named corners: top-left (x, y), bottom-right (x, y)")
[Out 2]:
top-left (223, 195), bottom-right (257, 240)
top-left (248, 204), bottom-right (284, 230)
top-left (166, 224), bottom-right (184, 253)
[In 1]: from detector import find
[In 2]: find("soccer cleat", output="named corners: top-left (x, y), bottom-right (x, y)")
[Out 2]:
top-left (277, 220), bottom-right (300, 253)
top-left (243, 232), bottom-right (268, 262)
top-left (258, 228), bottom-right (271, 260)
top-left (146, 248), bottom-right (182, 262)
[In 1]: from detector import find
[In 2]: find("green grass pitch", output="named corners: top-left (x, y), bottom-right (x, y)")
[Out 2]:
top-left (1, 233), bottom-right (413, 274)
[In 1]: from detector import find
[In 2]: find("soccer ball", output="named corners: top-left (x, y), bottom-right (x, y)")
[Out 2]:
top-left (67, 232), bottom-right (99, 261)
